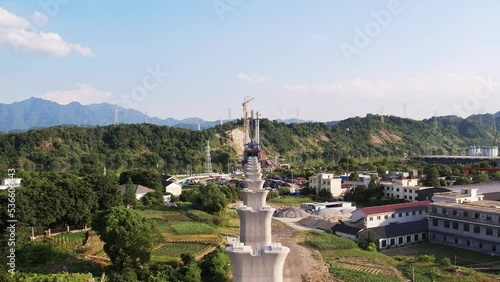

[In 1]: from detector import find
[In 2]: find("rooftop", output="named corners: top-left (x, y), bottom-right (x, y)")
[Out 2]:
top-left (358, 200), bottom-right (431, 216)
top-left (369, 219), bottom-right (428, 239)
top-left (430, 200), bottom-right (500, 214)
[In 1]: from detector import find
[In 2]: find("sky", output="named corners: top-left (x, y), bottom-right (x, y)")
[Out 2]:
top-left (1, 0), bottom-right (500, 122)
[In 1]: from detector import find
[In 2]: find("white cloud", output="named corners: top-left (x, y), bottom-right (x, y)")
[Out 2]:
top-left (41, 83), bottom-right (112, 105)
top-left (0, 7), bottom-right (94, 57)
top-left (237, 72), bottom-right (270, 83)
top-left (282, 78), bottom-right (394, 98)
top-left (32, 11), bottom-right (48, 26)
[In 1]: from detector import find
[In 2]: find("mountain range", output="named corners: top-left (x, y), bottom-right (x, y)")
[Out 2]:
top-left (0, 98), bottom-right (498, 132)
top-left (0, 98), bottom-right (225, 132)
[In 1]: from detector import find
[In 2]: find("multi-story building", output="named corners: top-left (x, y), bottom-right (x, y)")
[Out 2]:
top-left (308, 173), bottom-right (342, 196)
top-left (428, 188), bottom-right (500, 255)
top-left (351, 201), bottom-right (430, 228)
top-left (381, 177), bottom-right (433, 202)
top-left (333, 201), bottom-right (430, 250)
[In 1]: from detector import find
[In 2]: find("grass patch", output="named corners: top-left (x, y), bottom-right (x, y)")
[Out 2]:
top-left (151, 243), bottom-right (209, 262)
top-left (382, 243), bottom-right (500, 268)
top-left (329, 263), bottom-right (401, 282)
top-left (169, 222), bottom-right (216, 235)
top-left (268, 196), bottom-right (312, 205)
top-left (303, 231), bottom-right (358, 251)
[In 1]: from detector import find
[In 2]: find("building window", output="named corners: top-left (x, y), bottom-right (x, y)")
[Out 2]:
top-left (452, 210), bottom-right (457, 216)
top-left (487, 215), bottom-right (492, 221)
top-left (396, 188), bottom-right (400, 192)
top-left (474, 212), bottom-right (480, 219)
top-left (432, 219), bottom-right (438, 226)
top-left (404, 189), bottom-right (407, 193)
top-left (444, 221), bottom-right (450, 228)
top-left (390, 238), bottom-right (395, 246)
top-left (487, 228), bottom-right (493, 236)
top-left (404, 196), bottom-right (407, 199)
top-left (409, 196), bottom-right (413, 200)
top-left (419, 210), bottom-right (423, 214)
top-left (455, 238), bottom-right (458, 244)
top-left (405, 212), bottom-right (409, 216)
top-left (369, 217), bottom-right (373, 221)
top-left (493, 245), bottom-right (497, 252)
top-left (381, 240), bottom-right (387, 247)
top-left (377, 216), bottom-right (381, 220)
top-left (391, 214), bottom-right (395, 218)
top-left (412, 211), bottom-right (416, 215)
top-left (432, 234), bottom-right (436, 239)
top-left (442, 208), bottom-right (447, 214)
top-left (407, 235), bottom-right (411, 242)
top-left (464, 224), bottom-right (470, 232)
top-left (444, 235), bottom-right (447, 242)
top-left (422, 233), bottom-right (426, 240)
top-left (452, 222), bottom-right (458, 230)
top-left (464, 211), bottom-right (469, 217)
top-left (466, 240), bottom-right (470, 246)
top-left (414, 234), bottom-right (419, 241)
top-left (474, 225), bottom-right (480, 234)
top-left (431, 207), bottom-right (437, 213)
top-left (399, 213), bottom-right (402, 217)
top-left (398, 237), bottom-right (403, 244)
top-left (384, 215), bottom-right (388, 219)
top-left (479, 242), bottom-right (483, 249)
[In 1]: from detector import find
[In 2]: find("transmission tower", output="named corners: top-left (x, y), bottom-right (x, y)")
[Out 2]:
top-left (434, 111), bottom-right (438, 129)
top-left (144, 111), bottom-right (148, 123)
top-left (380, 107), bottom-right (384, 123)
top-left (114, 104), bottom-right (119, 125)
top-left (296, 108), bottom-right (300, 120)
top-left (403, 103), bottom-right (407, 118)
top-left (204, 140), bottom-right (212, 173)
top-left (228, 108), bottom-right (232, 121)
top-left (492, 116), bottom-right (497, 132)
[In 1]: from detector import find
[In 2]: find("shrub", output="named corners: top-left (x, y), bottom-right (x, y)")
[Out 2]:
top-left (417, 254), bottom-right (436, 263)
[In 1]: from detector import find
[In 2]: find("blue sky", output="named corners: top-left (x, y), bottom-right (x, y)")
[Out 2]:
top-left (1, 0), bottom-right (500, 121)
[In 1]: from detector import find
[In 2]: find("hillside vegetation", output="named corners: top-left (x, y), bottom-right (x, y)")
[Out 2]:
top-left (0, 114), bottom-right (497, 174)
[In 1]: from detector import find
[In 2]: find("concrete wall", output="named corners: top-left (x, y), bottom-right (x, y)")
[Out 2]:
top-left (352, 209), bottom-right (428, 228)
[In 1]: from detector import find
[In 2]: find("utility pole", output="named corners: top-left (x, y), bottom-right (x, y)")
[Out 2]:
top-left (114, 104), bottom-right (119, 126)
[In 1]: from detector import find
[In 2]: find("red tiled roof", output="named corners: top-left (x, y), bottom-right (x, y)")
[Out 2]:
top-left (341, 183), bottom-right (349, 188)
top-left (359, 200), bottom-right (431, 216)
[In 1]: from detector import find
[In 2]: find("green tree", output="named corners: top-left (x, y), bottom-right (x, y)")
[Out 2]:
top-left (93, 207), bottom-right (154, 270)
top-left (193, 182), bottom-right (228, 214)
top-left (424, 166), bottom-right (440, 187)
top-left (368, 174), bottom-right (381, 190)
top-left (199, 248), bottom-right (231, 282)
top-left (348, 171), bottom-right (359, 181)
top-left (124, 177), bottom-right (137, 207)
top-left (86, 174), bottom-right (123, 211)
top-left (472, 171), bottom-right (489, 184)
top-left (120, 169), bottom-right (162, 191)
top-left (180, 253), bottom-right (202, 282)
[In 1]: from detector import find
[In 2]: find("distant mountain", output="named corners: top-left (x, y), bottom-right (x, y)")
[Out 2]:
top-left (0, 98), bottom-right (224, 132)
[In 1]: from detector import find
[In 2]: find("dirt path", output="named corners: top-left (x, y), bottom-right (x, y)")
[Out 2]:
top-left (272, 220), bottom-right (338, 282)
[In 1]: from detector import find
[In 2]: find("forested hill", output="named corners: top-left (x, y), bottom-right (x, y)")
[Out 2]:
top-left (0, 114), bottom-right (497, 174)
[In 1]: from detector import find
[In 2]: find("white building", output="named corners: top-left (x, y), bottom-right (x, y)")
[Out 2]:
top-left (432, 188), bottom-right (484, 203)
top-left (351, 201), bottom-right (430, 228)
top-left (300, 201), bottom-right (353, 212)
top-left (382, 177), bottom-right (433, 202)
top-left (120, 184), bottom-right (156, 200)
top-left (0, 178), bottom-right (22, 190)
top-left (308, 173), bottom-right (342, 196)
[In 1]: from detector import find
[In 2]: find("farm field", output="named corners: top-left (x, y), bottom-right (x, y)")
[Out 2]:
top-left (303, 232), bottom-right (500, 282)
top-left (135, 206), bottom-right (238, 263)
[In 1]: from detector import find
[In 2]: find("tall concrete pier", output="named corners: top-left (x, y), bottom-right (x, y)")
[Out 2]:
top-left (226, 156), bottom-right (290, 282)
